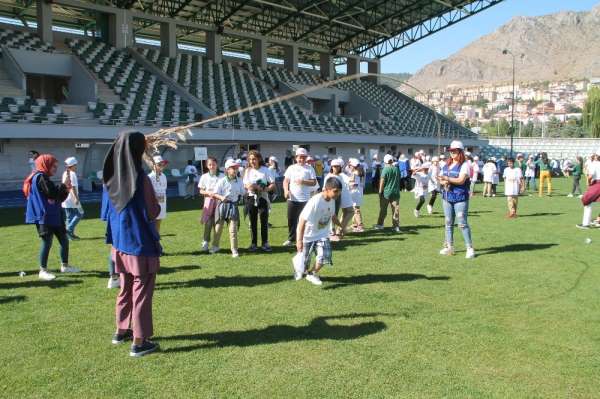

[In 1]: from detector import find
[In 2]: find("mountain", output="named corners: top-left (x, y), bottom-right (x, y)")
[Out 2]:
top-left (405, 3), bottom-right (600, 92)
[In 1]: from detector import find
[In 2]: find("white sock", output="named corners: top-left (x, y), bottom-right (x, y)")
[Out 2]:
top-left (583, 205), bottom-right (592, 226)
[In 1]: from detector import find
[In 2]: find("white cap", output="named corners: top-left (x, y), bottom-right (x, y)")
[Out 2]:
top-left (449, 140), bottom-right (464, 150)
top-left (421, 162), bottom-right (431, 169)
top-left (359, 155), bottom-right (365, 161)
top-left (307, 156), bottom-right (315, 162)
top-left (595, 148), bottom-right (600, 156)
top-left (331, 159), bottom-right (343, 167)
top-left (64, 157), bottom-right (78, 167)
top-left (431, 156), bottom-right (439, 162)
top-left (322, 154), bottom-right (328, 159)
top-left (152, 155), bottom-right (168, 165)
top-left (225, 159), bottom-right (240, 169)
top-left (474, 156), bottom-right (479, 161)
top-left (348, 158), bottom-right (359, 167)
top-left (269, 156), bottom-right (278, 162)
top-left (439, 154), bottom-right (446, 159)
top-left (295, 148), bottom-right (308, 156)
top-left (383, 154), bottom-right (394, 164)
top-left (465, 151), bottom-right (471, 157)
top-left (315, 155), bottom-right (321, 160)
top-left (419, 149), bottom-right (425, 154)
top-left (372, 154), bottom-right (379, 160)
top-left (516, 153), bottom-right (523, 158)
top-left (236, 158), bottom-right (243, 164)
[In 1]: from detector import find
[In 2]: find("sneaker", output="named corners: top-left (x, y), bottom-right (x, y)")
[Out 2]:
top-left (465, 247), bottom-right (476, 259)
top-left (112, 329), bottom-right (133, 344)
top-left (578, 194), bottom-right (583, 199)
top-left (209, 246), bottom-right (220, 254)
top-left (201, 241), bottom-right (209, 252)
top-left (576, 224), bottom-right (590, 230)
top-left (394, 226), bottom-right (401, 233)
top-left (305, 273), bottom-right (323, 286)
top-left (567, 193), bottom-right (574, 198)
top-left (231, 251), bottom-right (239, 258)
top-left (249, 244), bottom-right (258, 252)
top-left (294, 270), bottom-right (303, 281)
top-left (427, 205), bottom-right (433, 215)
top-left (60, 265), bottom-right (80, 273)
top-left (130, 340), bottom-right (159, 357)
top-left (282, 240), bottom-right (293, 247)
top-left (261, 243), bottom-right (272, 252)
top-left (439, 246), bottom-right (454, 256)
top-left (39, 269), bottom-right (56, 281)
top-left (107, 276), bottom-right (120, 289)
top-left (373, 224), bottom-right (384, 230)
top-left (413, 209), bottom-right (419, 218)
top-left (329, 234), bottom-right (341, 242)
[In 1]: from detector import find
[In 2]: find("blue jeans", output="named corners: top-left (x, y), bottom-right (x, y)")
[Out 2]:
top-left (108, 252), bottom-right (116, 276)
top-left (442, 199), bottom-right (472, 248)
top-left (65, 208), bottom-right (83, 234)
top-left (38, 225), bottom-right (69, 269)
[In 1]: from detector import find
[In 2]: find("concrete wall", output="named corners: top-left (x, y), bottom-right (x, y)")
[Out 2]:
top-left (67, 56), bottom-right (97, 105)
top-left (10, 49), bottom-right (72, 77)
top-left (278, 81), bottom-right (311, 110)
top-left (345, 92), bottom-right (380, 121)
top-left (2, 46), bottom-right (26, 90)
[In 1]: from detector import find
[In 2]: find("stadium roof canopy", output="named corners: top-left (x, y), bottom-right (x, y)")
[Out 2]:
top-left (1, 0), bottom-right (504, 64)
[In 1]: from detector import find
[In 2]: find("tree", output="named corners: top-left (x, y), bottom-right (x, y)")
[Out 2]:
top-left (498, 118), bottom-right (510, 136)
top-left (583, 87), bottom-right (600, 138)
top-left (446, 109), bottom-right (456, 121)
top-left (463, 119), bottom-right (471, 128)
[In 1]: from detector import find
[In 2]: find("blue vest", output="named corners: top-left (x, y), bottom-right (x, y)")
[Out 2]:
top-left (105, 174), bottom-right (161, 257)
top-left (398, 160), bottom-right (408, 178)
top-left (442, 162), bottom-right (470, 203)
top-left (25, 173), bottom-right (63, 226)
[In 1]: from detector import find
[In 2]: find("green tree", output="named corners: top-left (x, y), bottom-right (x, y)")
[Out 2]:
top-left (464, 119), bottom-right (472, 128)
top-left (498, 118), bottom-right (510, 136)
top-left (446, 109), bottom-right (456, 121)
top-left (583, 87), bottom-right (600, 138)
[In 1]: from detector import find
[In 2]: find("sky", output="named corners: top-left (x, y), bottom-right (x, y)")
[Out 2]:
top-left (380, 0), bottom-right (599, 74)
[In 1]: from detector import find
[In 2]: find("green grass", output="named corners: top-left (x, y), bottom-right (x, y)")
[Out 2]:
top-left (1, 178), bottom-right (599, 398)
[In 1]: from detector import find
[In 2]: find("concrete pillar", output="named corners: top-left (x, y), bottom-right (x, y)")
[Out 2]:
top-left (206, 31), bottom-right (222, 64)
top-left (109, 9), bottom-right (133, 48)
top-left (319, 52), bottom-right (334, 80)
top-left (36, 0), bottom-right (53, 43)
top-left (329, 94), bottom-right (339, 116)
top-left (96, 13), bottom-right (110, 44)
top-left (366, 59), bottom-right (381, 85)
top-left (251, 38), bottom-right (267, 69)
top-left (283, 45), bottom-right (298, 74)
top-left (346, 56), bottom-right (360, 78)
top-left (160, 22), bottom-right (177, 58)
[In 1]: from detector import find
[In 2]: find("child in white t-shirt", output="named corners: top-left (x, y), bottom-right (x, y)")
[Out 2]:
top-left (347, 158), bottom-right (365, 232)
top-left (412, 163), bottom-right (430, 218)
top-left (482, 159), bottom-right (497, 197)
top-left (503, 157), bottom-right (523, 218)
top-left (148, 155), bottom-right (169, 234)
top-left (212, 159), bottom-right (244, 257)
top-left (198, 157), bottom-right (224, 252)
top-left (62, 157), bottom-right (83, 240)
top-left (295, 177), bottom-right (342, 286)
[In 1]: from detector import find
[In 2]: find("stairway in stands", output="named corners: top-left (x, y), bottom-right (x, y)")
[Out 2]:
top-left (0, 61), bottom-right (25, 97)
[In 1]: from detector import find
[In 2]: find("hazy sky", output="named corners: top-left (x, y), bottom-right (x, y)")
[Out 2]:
top-left (379, 0), bottom-right (599, 74)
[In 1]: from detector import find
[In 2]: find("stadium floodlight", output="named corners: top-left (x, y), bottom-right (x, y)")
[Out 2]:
top-left (502, 49), bottom-right (525, 158)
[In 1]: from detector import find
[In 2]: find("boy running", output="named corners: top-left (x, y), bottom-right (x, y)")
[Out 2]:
top-left (295, 177), bottom-right (342, 286)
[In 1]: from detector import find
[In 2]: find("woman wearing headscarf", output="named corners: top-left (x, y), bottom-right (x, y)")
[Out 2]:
top-left (103, 131), bottom-right (161, 357)
top-left (24, 154), bottom-right (81, 281)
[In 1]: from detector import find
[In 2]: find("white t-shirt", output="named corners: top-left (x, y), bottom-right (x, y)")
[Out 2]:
top-left (198, 172), bottom-right (223, 192)
top-left (300, 193), bottom-right (336, 242)
top-left (62, 170), bottom-right (79, 208)
top-left (412, 172), bottom-right (429, 198)
top-left (284, 163), bottom-right (317, 202)
top-left (482, 163), bottom-right (497, 183)
top-left (184, 165), bottom-right (198, 182)
top-left (588, 160), bottom-right (600, 181)
top-left (503, 167), bottom-right (522, 196)
top-left (243, 166), bottom-right (275, 197)
top-left (325, 172), bottom-right (352, 208)
top-left (148, 171), bottom-right (168, 219)
top-left (214, 176), bottom-right (244, 202)
top-left (525, 160), bottom-right (536, 177)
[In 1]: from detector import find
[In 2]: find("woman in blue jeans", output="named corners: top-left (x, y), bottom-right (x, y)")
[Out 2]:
top-left (438, 141), bottom-right (475, 259)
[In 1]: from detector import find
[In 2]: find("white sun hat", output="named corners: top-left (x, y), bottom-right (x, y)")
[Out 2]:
top-left (64, 157), bottom-right (78, 167)
top-left (383, 154), bottom-right (394, 164)
top-left (449, 140), bottom-right (464, 150)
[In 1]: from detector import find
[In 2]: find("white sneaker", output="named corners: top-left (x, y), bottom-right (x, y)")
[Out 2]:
top-left (427, 204), bottom-right (433, 215)
top-left (209, 246), bottom-right (220, 254)
top-left (394, 226), bottom-right (401, 233)
top-left (413, 209), bottom-right (419, 218)
top-left (567, 193), bottom-right (573, 198)
top-left (305, 273), bottom-right (323, 286)
top-left (201, 241), bottom-right (209, 252)
top-left (439, 246), bottom-right (454, 256)
top-left (373, 224), bottom-right (384, 230)
top-left (39, 269), bottom-right (56, 281)
top-left (282, 240), bottom-right (293, 246)
top-left (231, 251), bottom-right (239, 258)
top-left (294, 270), bottom-right (303, 281)
top-left (465, 247), bottom-right (476, 259)
top-left (107, 277), bottom-right (120, 289)
top-left (60, 265), bottom-right (80, 273)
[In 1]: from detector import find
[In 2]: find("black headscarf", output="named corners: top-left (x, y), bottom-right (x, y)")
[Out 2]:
top-left (103, 131), bottom-right (146, 213)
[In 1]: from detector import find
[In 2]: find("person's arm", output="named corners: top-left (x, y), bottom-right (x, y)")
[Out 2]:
top-left (296, 217), bottom-right (306, 252)
top-left (38, 174), bottom-right (70, 202)
top-left (283, 176), bottom-right (290, 199)
top-left (378, 172), bottom-right (385, 195)
top-left (143, 176), bottom-right (161, 220)
top-left (71, 173), bottom-right (80, 204)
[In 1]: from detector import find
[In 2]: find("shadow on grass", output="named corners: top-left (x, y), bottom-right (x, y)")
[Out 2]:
top-left (0, 270), bottom-right (39, 278)
top-left (323, 273), bottom-right (450, 290)
top-left (478, 243), bottom-right (559, 255)
top-left (77, 236), bottom-right (106, 241)
top-left (156, 274), bottom-right (290, 290)
top-left (157, 313), bottom-right (389, 353)
top-left (0, 295), bottom-right (26, 304)
top-left (0, 279), bottom-right (83, 290)
top-left (332, 235), bottom-right (405, 251)
top-left (518, 212), bottom-right (564, 217)
top-left (159, 265), bottom-right (202, 275)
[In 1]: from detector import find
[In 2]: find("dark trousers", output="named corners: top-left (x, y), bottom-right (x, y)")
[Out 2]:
top-left (429, 190), bottom-right (438, 206)
top-left (399, 177), bottom-right (410, 191)
top-left (37, 224), bottom-right (69, 268)
top-left (287, 200), bottom-right (306, 242)
top-left (572, 175), bottom-right (581, 195)
top-left (247, 198), bottom-right (269, 246)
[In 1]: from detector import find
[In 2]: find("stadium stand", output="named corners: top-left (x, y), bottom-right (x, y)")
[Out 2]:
top-left (481, 138), bottom-right (600, 160)
top-left (0, 27), bottom-right (54, 53)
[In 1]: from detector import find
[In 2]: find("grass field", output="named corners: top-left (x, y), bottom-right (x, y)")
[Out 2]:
top-left (1, 177), bottom-right (599, 398)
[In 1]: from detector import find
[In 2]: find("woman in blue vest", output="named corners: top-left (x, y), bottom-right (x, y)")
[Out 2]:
top-left (438, 141), bottom-right (475, 259)
top-left (24, 154), bottom-right (81, 281)
top-left (103, 131), bottom-right (161, 357)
